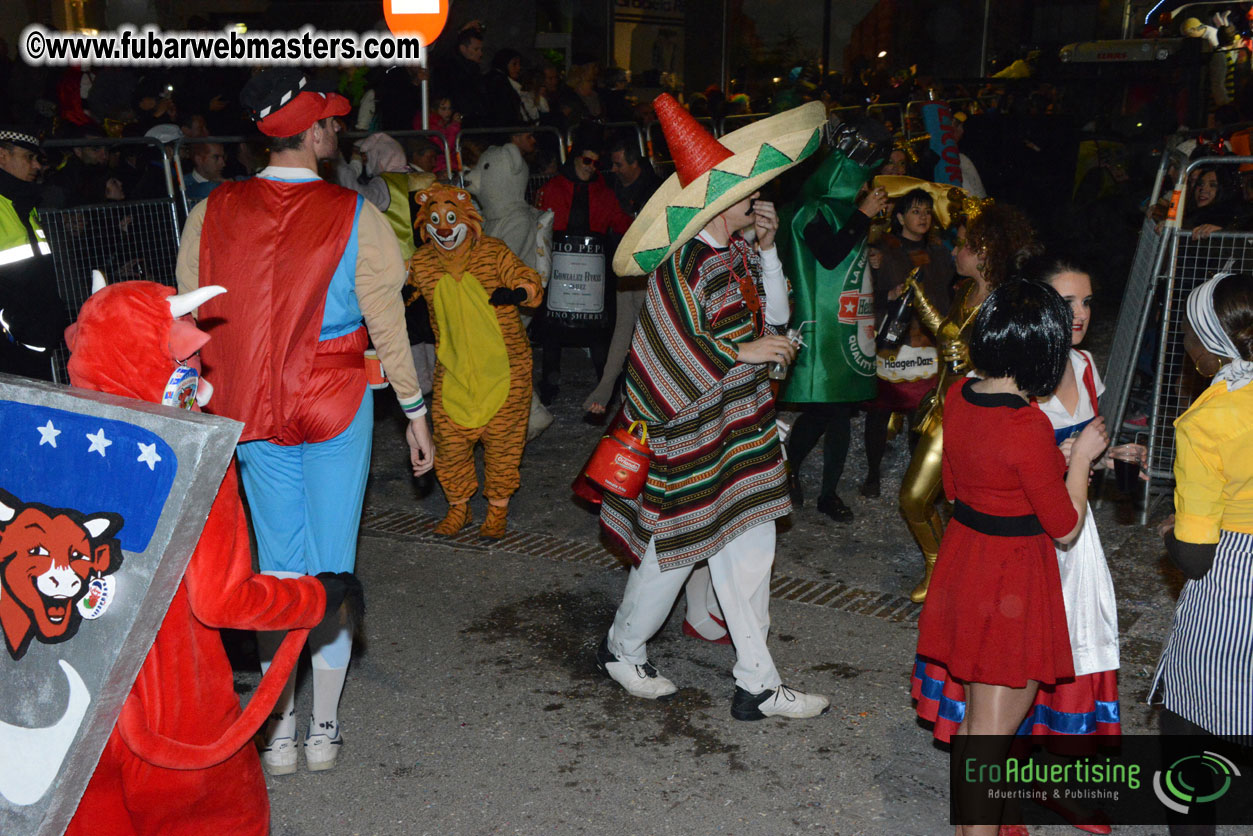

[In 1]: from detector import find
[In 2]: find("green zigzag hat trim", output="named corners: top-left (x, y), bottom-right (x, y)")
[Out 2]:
top-left (748, 142), bottom-right (793, 178)
top-left (797, 128), bottom-right (821, 163)
top-left (666, 205), bottom-right (701, 242)
top-left (634, 245), bottom-right (670, 273)
top-left (704, 168), bottom-right (748, 207)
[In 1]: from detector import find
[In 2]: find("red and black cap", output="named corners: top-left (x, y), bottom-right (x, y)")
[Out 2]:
top-left (240, 69), bottom-right (350, 138)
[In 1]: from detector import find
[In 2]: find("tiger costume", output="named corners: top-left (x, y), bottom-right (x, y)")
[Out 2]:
top-left (404, 184), bottom-right (543, 538)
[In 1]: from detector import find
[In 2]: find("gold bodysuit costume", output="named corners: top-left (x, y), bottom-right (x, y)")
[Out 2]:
top-left (898, 275), bottom-right (982, 603)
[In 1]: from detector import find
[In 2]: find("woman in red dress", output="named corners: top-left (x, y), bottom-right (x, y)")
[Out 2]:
top-left (913, 280), bottom-right (1109, 836)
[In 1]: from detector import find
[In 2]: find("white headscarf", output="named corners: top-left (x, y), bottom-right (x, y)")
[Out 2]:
top-left (1186, 272), bottom-right (1253, 391)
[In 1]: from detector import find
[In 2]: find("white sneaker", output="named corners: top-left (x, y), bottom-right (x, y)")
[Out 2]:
top-left (260, 736), bottom-right (298, 776)
top-left (596, 637), bottom-right (678, 700)
top-left (304, 721), bottom-right (343, 772)
top-left (732, 684), bottom-right (830, 721)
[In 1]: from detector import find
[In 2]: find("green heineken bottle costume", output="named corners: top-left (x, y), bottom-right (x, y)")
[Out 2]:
top-left (779, 147), bottom-right (879, 404)
top-left (777, 122), bottom-right (888, 522)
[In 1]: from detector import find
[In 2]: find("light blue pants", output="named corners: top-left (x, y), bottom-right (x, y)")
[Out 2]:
top-left (235, 390), bottom-right (373, 577)
top-left (239, 392), bottom-right (372, 674)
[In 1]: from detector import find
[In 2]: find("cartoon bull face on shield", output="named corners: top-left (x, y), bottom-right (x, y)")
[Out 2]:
top-left (0, 490), bottom-right (122, 660)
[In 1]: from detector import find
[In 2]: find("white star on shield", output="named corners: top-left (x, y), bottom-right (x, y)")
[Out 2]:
top-left (37, 420), bottom-right (61, 448)
top-left (86, 428), bottom-right (112, 457)
top-left (136, 442), bottom-right (162, 471)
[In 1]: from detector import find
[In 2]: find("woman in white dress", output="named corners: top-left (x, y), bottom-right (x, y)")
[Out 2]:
top-left (912, 257), bottom-right (1143, 833)
top-left (1030, 256), bottom-right (1134, 738)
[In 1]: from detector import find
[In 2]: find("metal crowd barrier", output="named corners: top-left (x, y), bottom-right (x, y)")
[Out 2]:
top-left (1100, 153), bottom-right (1253, 523)
top-left (42, 135), bottom-right (182, 234)
top-left (824, 104), bottom-right (905, 139)
top-left (866, 103), bottom-right (904, 134)
top-left (828, 105), bottom-right (868, 124)
top-left (902, 97), bottom-right (979, 140)
top-left (38, 136), bottom-right (185, 382)
top-left (718, 112), bottom-right (771, 136)
top-left (41, 198), bottom-right (183, 382)
top-left (454, 124), bottom-right (567, 173)
top-left (525, 173), bottom-right (554, 207)
top-left (338, 128), bottom-right (454, 178)
top-left (178, 129), bottom-right (456, 195)
top-left (597, 120), bottom-right (648, 157)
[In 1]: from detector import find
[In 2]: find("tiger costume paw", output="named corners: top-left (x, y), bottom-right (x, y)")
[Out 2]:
top-left (434, 503), bottom-right (472, 536)
top-left (479, 504), bottom-right (508, 539)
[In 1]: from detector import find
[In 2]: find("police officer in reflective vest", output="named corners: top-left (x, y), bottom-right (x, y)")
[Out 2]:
top-left (0, 127), bottom-right (65, 380)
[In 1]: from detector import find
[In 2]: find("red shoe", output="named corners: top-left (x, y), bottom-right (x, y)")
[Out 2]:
top-left (999, 826), bottom-right (1030, 836)
top-left (682, 614), bottom-right (732, 644)
top-left (1036, 796), bottom-right (1112, 834)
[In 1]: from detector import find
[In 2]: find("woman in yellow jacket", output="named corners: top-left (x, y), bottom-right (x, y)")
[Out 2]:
top-left (1153, 273), bottom-right (1253, 833)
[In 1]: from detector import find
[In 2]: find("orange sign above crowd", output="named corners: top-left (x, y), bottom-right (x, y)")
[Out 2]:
top-left (384, 0), bottom-right (449, 46)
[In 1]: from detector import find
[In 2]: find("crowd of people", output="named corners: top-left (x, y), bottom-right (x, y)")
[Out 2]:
top-left (2, 15), bottom-right (1253, 836)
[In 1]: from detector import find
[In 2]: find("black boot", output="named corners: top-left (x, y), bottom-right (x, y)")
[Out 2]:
top-left (816, 494), bottom-right (853, 523)
top-left (789, 468), bottom-right (805, 509)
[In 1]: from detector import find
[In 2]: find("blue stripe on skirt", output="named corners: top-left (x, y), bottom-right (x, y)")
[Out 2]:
top-left (915, 658), bottom-right (1117, 735)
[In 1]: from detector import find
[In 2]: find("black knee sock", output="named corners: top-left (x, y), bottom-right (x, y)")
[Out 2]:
top-left (818, 404), bottom-right (853, 502)
top-left (864, 409), bottom-right (889, 481)
top-left (787, 410), bottom-right (825, 474)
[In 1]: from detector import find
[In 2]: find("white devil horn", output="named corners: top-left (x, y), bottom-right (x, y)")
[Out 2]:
top-left (0, 497), bottom-right (14, 523)
top-left (82, 517), bottom-right (111, 539)
top-left (196, 377), bottom-right (213, 407)
top-left (168, 286), bottom-right (226, 319)
top-left (91, 270), bottom-right (107, 294)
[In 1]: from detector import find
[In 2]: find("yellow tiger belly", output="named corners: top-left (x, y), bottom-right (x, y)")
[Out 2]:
top-left (432, 271), bottom-right (510, 428)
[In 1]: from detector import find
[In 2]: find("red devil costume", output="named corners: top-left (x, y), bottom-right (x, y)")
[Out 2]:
top-left (63, 280), bottom-right (332, 836)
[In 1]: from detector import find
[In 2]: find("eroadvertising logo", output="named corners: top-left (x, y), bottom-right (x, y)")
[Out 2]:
top-left (950, 735), bottom-right (1252, 827)
top-left (1152, 751), bottom-right (1241, 815)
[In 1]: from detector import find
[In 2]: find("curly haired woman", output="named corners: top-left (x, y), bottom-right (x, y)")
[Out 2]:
top-left (899, 203), bottom-right (1040, 602)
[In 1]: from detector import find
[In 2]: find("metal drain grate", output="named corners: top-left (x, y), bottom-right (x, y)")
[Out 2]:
top-left (771, 577), bottom-right (923, 622)
top-left (360, 506), bottom-right (923, 623)
top-left (360, 507), bottom-right (622, 568)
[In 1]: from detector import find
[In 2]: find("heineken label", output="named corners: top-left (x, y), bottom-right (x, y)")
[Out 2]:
top-left (838, 250), bottom-right (877, 376)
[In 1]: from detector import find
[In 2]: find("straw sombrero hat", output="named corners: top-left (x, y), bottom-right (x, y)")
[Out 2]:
top-left (614, 95), bottom-right (827, 276)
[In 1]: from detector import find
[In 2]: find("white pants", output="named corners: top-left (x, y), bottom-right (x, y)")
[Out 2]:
top-left (607, 522), bottom-right (781, 693)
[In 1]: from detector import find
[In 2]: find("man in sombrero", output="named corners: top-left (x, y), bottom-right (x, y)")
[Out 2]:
top-left (595, 95), bottom-right (830, 720)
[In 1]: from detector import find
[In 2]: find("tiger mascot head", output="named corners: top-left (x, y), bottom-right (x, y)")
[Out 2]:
top-left (415, 184), bottom-right (482, 253)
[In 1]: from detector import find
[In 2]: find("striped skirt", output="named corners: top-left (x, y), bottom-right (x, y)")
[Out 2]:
top-left (912, 657), bottom-right (1120, 742)
top-left (1150, 529), bottom-right (1253, 736)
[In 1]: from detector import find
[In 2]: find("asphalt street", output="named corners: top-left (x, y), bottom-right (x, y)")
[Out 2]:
top-left (229, 345), bottom-right (1235, 836)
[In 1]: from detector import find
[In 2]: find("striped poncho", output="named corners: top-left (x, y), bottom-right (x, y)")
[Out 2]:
top-left (601, 235), bottom-right (791, 569)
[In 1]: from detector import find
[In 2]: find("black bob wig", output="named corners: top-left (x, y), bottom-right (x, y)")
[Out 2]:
top-left (969, 279), bottom-right (1071, 398)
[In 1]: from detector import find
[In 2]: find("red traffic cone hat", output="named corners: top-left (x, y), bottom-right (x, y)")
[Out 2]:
top-left (614, 98), bottom-right (826, 276)
top-left (654, 93), bottom-right (732, 187)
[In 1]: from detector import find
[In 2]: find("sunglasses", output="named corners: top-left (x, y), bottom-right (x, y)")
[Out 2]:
top-left (578, 155), bottom-right (599, 166)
